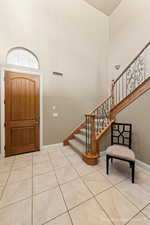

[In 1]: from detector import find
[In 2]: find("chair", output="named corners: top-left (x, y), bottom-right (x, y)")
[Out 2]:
top-left (106, 122), bottom-right (135, 183)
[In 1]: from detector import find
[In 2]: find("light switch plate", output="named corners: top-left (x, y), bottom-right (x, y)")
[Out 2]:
top-left (53, 113), bottom-right (58, 118)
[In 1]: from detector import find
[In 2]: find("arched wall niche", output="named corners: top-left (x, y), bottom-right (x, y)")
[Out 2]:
top-left (6, 47), bottom-right (40, 69)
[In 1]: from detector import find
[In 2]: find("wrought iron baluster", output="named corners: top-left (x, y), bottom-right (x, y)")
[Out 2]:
top-left (88, 116), bottom-right (90, 152)
top-left (126, 71), bottom-right (127, 98)
top-left (116, 82), bottom-right (118, 104)
top-left (119, 79), bottom-right (121, 103)
top-left (122, 75), bottom-right (124, 100)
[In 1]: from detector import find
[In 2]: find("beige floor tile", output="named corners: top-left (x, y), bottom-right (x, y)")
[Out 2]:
top-left (33, 160), bottom-right (53, 176)
top-left (117, 180), bottom-right (150, 210)
top-left (101, 160), bottom-right (131, 184)
top-left (142, 204), bottom-right (150, 219)
top-left (8, 166), bottom-right (32, 183)
top-left (136, 171), bottom-right (150, 193)
top-left (13, 158), bottom-right (32, 170)
top-left (16, 153), bottom-right (33, 159)
top-left (33, 171), bottom-right (58, 194)
top-left (137, 167), bottom-right (150, 176)
top-left (33, 150), bottom-right (48, 157)
top-left (0, 186), bottom-right (4, 198)
top-left (55, 165), bottom-right (79, 184)
top-left (74, 163), bottom-right (97, 176)
top-left (51, 157), bottom-right (71, 169)
top-left (62, 146), bottom-right (76, 157)
top-left (33, 188), bottom-right (67, 225)
top-left (67, 155), bottom-right (83, 166)
top-left (0, 157), bottom-right (15, 164)
top-left (0, 179), bottom-right (32, 208)
top-left (96, 187), bottom-right (138, 225)
top-left (97, 158), bottom-right (106, 168)
top-left (61, 178), bottom-right (92, 209)
top-left (45, 213), bottom-right (72, 225)
top-left (0, 158), bottom-right (14, 172)
top-left (33, 153), bottom-right (49, 164)
top-left (0, 172), bottom-right (9, 186)
top-left (47, 145), bottom-right (62, 152)
top-left (102, 169), bottom-right (128, 185)
top-left (47, 148), bottom-right (61, 154)
top-left (0, 198), bottom-right (32, 225)
top-left (49, 150), bottom-right (65, 159)
top-left (82, 171), bottom-right (112, 195)
top-left (127, 213), bottom-right (150, 225)
top-left (70, 198), bottom-right (113, 225)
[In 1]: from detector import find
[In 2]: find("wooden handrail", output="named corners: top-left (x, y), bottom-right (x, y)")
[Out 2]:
top-left (88, 95), bottom-right (112, 115)
top-left (114, 42), bottom-right (150, 84)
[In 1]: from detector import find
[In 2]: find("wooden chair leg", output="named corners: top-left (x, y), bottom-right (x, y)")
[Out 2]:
top-left (131, 161), bottom-right (135, 183)
top-left (106, 155), bottom-right (110, 175)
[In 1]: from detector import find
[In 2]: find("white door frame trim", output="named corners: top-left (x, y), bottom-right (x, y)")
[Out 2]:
top-left (0, 66), bottom-right (43, 157)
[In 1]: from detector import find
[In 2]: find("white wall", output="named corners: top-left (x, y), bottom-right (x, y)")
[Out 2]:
top-left (0, 0), bottom-right (109, 145)
top-left (108, 0), bottom-right (150, 84)
top-left (109, 0), bottom-right (150, 164)
top-left (117, 91), bottom-right (150, 165)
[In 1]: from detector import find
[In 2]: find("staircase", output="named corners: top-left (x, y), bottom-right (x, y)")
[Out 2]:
top-left (63, 42), bottom-right (150, 165)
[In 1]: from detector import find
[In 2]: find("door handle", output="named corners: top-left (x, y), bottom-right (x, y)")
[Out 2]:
top-left (35, 115), bottom-right (40, 125)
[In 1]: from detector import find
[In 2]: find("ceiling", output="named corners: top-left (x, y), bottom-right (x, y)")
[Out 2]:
top-left (84, 0), bottom-right (122, 16)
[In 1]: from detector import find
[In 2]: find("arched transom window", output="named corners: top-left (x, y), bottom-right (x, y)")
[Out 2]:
top-left (6, 47), bottom-right (39, 69)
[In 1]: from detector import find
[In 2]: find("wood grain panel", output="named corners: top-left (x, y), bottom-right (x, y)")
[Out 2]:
top-left (5, 71), bottom-right (40, 156)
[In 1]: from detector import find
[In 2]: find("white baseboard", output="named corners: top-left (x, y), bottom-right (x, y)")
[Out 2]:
top-left (100, 151), bottom-right (106, 157)
top-left (136, 159), bottom-right (150, 172)
top-left (41, 143), bottom-right (63, 150)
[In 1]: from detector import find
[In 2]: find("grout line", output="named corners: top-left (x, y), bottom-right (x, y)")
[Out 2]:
top-left (61, 149), bottom-right (116, 224)
top-left (63, 152), bottom-right (116, 225)
top-left (42, 211), bottom-right (69, 225)
top-left (61, 149), bottom-right (150, 225)
top-left (115, 184), bottom-right (146, 211)
top-left (34, 149), bottom-right (150, 225)
top-left (140, 209), bottom-right (150, 221)
top-left (1, 149), bottom-right (150, 224)
top-left (0, 196), bottom-right (32, 210)
top-left (0, 157), bottom-right (33, 210)
top-left (47, 151), bottom-right (74, 225)
top-left (0, 156), bottom-right (16, 201)
top-left (94, 196), bottom-right (115, 225)
top-left (124, 211), bottom-right (141, 225)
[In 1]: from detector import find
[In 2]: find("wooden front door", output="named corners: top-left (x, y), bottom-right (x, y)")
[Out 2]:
top-left (5, 71), bottom-right (40, 156)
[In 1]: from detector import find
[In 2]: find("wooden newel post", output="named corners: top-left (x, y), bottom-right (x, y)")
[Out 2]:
top-left (82, 114), bottom-right (99, 166)
top-left (111, 79), bottom-right (115, 107)
top-left (90, 114), bottom-right (97, 155)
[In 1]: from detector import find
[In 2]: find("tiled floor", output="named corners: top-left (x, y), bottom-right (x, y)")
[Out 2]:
top-left (0, 145), bottom-right (150, 225)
